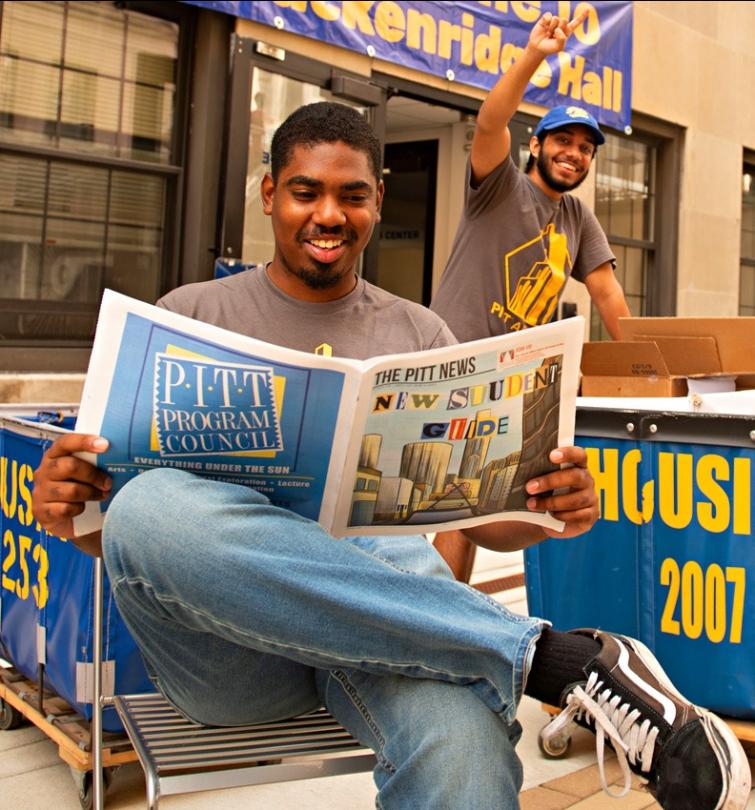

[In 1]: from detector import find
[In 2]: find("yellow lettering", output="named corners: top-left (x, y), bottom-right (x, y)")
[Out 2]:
top-left (658, 452), bottom-right (693, 530)
top-left (531, 59), bottom-right (552, 89)
top-left (438, 19), bottom-right (462, 59)
top-left (342, 1), bottom-right (376, 34)
top-left (696, 454), bottom-right (730, 534)
top-left (705, 564), bottom-right (726, 644)
top-left (586, 447), bottom-right (619, 521)
top-left (662, 559), bottom-right (746, 644)
top-left (2, 528), bottom-right (16, 594)
top-left (32, 542), bottom-right (49, 610)
top-left (406, 8), bottom-right (436, 53)
top-left (511, 2), bottom-right (542, 23)
top-left (1, 456), bottom-right (18, 519)
top-left (602, 66), bottom-right (613, 109)
top-left (273, 0), bottom-right (307, 10)
top-left (572, 1), bottom-right (600, 45)
top-left (470, 384), bottom-right (486, 406)
top-left (500, 42), bottom-right (524, 73)
top-left (732, 457), bottom-right (750, 535)
top-left (680, 560), bottom-right (704, 639)
top-left (660, 557), bottom-right (681, 636)
top-left (582, 70), bottom-right (601, 105)
top-left (459, 12), bottom-right (475, 65)
top-left (557, 52), bottom-right (584, 100)
top-left (622, 449), bottom-right (653, 524)
top-left (505, 374), bottom-right (522, 397)
top-left (612, 68), bottom-right (622, 112)
top-left (16, 533), bottom-right (32, 601)
top-left (474, 25), bottom-right (501, 74)
top-left (18, 463), bottom-right (34, 527)
top-left (374, 1), bottom-right (405, 43)
top-left (310, 0), bottom-right (339, 21)
top-left (726, 566), bottom-right (745, 643)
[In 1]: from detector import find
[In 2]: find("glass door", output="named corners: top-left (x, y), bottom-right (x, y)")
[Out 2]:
top-left (377, 140), bottom-right (437, 305)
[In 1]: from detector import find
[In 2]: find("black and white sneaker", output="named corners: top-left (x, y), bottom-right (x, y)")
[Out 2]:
top-left (540, 630), bottom-right (751, 809)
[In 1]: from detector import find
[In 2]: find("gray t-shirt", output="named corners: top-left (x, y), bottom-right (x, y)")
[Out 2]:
top-left (431, 156), bottom-right (615, 342)
top-left (157, 265), bottom-right (456, 360)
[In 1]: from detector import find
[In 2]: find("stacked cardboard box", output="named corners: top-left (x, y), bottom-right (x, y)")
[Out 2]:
top-left (580, 317), bottom-right (755, 397)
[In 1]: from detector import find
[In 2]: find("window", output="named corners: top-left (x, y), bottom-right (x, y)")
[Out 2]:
top-left (739, 161), bottom-right (755, 315)
top-left (0, 1), bottom-right (181, 353)
top-left (0, 1), bottom-right (176, 161)
top-left (593, 133), bottom-right (656, 341)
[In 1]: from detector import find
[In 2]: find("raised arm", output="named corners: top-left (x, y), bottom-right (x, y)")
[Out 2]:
top-left (471, 11), bottom-right (586, 185)
top-left (459, 445), bottom-right (598, 552)
top-left (31, 433), bottom-right (112, 557)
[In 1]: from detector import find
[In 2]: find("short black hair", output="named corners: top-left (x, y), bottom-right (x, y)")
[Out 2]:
top-left (270, 102), bottom-right (383, 184)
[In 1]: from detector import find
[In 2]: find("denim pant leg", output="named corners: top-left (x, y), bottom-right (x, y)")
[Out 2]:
top-left (103, 468), bottom-right (544, 728)
top-left (317, 668), bottom-right (524, 810)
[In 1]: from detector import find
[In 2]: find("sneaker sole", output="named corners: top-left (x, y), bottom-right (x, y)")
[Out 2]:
top-left (619, 634), bottom-right (751, 810)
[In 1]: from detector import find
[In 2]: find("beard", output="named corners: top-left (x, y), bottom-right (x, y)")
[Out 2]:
top-left (289, 260), bottom-right (350, 290)
top-left (537, 151), bottom-right (588, 193)
top-left (279, 247), bottom-right (353, 290)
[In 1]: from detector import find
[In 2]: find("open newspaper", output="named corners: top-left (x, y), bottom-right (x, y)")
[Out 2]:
top-left (73, 290), bottom-right (584, 538)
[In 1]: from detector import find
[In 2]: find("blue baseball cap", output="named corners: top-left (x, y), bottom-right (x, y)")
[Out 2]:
top-left (533, 105), bottom-right (605, 146)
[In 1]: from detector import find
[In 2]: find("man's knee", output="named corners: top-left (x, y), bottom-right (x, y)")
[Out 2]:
top-left (102, 469), bottom-right (195, 571)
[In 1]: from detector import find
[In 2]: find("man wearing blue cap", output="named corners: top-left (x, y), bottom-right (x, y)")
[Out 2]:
top-left (431, 11), bottom-right (630, 342)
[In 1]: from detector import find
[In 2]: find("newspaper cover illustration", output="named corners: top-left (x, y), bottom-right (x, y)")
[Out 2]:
top-left (334, 330), bottom-right (580, 535)
top-left (74, 290), bottom-right (583, 538)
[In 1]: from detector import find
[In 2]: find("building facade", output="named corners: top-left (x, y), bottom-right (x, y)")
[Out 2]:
top-left (1, 1), bottom-right (754, 401)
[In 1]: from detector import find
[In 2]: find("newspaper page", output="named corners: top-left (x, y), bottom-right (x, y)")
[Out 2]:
top-left (72, 290), bottom-right (584, 539)
top-left (331, 316), bottom-right (584, 536)
top-left (73, 290), bottom-right (363, 536)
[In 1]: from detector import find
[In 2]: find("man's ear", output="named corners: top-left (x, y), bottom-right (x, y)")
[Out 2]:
top-left (529, 135), bottom-right (541, 158)
top-left (375, 179), bottom-right (384, 223)
top-left (261, 173), bottom-right (275, 215)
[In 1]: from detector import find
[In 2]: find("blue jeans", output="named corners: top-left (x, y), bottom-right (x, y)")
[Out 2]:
top-left (103, 469), bottom-right (546, 809)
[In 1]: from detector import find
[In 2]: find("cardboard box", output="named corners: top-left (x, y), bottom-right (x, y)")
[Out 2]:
top-left (581, 341), bottom-right (688, 396)
top-left (580, 316), bottom-right (755, 397)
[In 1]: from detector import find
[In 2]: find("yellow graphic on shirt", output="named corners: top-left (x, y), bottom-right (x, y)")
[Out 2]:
top-left (491, 223), bottom-right (571, 331)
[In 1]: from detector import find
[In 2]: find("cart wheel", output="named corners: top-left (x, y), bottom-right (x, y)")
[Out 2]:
top-left (78, 772), bottom-right (93, 810)
top-left (538, 726), bottom-right (572, 758)
top-left (74, 767), bottom-right (114, 810)
top-left (0, 698), bottom-right (25, 730)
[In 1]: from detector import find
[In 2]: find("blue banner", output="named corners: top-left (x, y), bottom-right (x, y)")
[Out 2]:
top-left (184, 0), bottom-right (633, 131)
top-left (526, 434), bottom-right (754, 719)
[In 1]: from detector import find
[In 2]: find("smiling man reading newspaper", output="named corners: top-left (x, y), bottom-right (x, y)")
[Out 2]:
top-left (32, 101), bottom-right (749, 809)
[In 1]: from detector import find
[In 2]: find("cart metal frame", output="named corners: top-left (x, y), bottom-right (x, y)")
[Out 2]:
top-left (90, 558), bottom-right (376, 809)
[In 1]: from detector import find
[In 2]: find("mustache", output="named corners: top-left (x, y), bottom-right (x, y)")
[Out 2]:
top-left (297, 228), bottom-right (356, 242)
